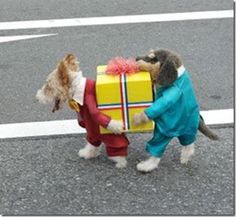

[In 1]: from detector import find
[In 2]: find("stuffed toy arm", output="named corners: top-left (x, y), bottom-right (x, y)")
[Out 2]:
top-left (85, 92), bottom-right (123, 134)
top-left (133, 85), bottom-right (182, 125)
top-left (107, 120), bottom-right (124, 134)
top-left (133, 112), bottom-right (150, 126)
top-left (85, 93), bottom-right (111, 128)
top-left (145, 86), bottom-right (181, 120)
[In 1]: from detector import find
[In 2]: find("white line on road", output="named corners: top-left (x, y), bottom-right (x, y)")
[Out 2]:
top-left (200, 109), bottom-right (234, 126)
top-left (0, 119), bottom-right (86, 139)
top-left (0, 10), bottom-right (233, 30)
top-left (0, 109), bottom-right (233, 139)
top-left (0, 34), bottom-right (57, 43)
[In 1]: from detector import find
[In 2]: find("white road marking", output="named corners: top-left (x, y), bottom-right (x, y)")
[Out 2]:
top-left (0, 120), bottom-right (86, 139)
top-left (0, 34), bottom-right (57, 43)
top-left (0, 10), bottom-right (233, 139)
top-left (200, 109), bottom-right (234, 126)
top-left (0, 109), bottom-right (233, 139)
top-left (0, 10), bottom-right (233, 30)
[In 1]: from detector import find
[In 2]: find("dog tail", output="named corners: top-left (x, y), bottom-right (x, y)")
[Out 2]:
top-left (198, 115), bottom-right (219, 140)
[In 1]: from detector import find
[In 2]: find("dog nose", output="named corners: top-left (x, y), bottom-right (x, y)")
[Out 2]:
top-left (136, 56), bottom-right (142, 61)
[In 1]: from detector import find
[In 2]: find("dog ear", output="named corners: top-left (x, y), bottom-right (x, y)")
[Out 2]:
top-left (64, 54), bottom-right (76, 62)
top-left (64, 53), bottom-right (78, 72)
top-left (52, 97), bottom-right (61, 113)
top-left (57, 60), bottom-right (69, 88)
top-left (150, 62), bottom-right (161, 83)
top-left (157, 56), bottom-right (178, 86)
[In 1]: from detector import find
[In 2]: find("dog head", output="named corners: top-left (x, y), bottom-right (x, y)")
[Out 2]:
top-left (136, 49), bottom-right (182, 86)
top-left (36, 54), bottom-right (79, 112)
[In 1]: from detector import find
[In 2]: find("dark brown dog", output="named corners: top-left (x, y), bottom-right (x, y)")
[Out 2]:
top-left (132, 49), bottom-right (219, 172)
top-left (136, 49), bottom-right (219, 140)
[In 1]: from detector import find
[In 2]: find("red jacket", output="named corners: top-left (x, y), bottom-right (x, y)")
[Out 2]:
top-left (77, 79), bottom-right (111, 135)
top-left (76, 79), bottom-right (129, 156)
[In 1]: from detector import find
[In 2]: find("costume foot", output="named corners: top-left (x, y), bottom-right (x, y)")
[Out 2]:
top-left (137, 157), bottom-right (160, 172)
top-left (78, 143), bottom-right (100, 159)
top-left (109, 156), bottom-right (127, 168)
top-left (180, 144), bottom-right (195, 164)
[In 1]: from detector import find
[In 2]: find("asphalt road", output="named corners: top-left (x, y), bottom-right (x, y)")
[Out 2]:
top-left (0, 128), bottom-right (234, 215)
top-left (0, 0), bottom-right (234, 215)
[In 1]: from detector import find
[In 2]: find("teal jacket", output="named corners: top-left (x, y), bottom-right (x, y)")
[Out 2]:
top-left (145, 67), bottom-right (200, 137)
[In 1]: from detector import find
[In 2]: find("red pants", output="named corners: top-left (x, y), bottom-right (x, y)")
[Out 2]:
top-left (86, 133), bottom-right (129, 157)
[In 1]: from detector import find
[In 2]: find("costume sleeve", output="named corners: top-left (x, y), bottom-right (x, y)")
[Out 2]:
top-left (85, 92), bottom-right (111, 128)
top-left (144, 85), bottom-right (182, 120)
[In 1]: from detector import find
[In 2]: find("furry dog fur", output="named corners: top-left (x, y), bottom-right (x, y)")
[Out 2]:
top-left (36, 54), bottom-right (129, 168)
top-left (133, 49), bottom-right (219, 172)
top-left (36, 54), bottom-right (78, 112)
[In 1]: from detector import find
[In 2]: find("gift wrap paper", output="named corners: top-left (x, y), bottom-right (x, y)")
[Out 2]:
top-left (96, 65), bottom-right (154, 134)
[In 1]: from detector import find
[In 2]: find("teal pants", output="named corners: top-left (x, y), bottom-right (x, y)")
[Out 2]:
top-left (146, 127), bottom-right (196, 158)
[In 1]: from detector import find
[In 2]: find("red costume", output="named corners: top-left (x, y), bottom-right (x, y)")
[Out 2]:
top-left (75, 79), bottom-right (129, 157)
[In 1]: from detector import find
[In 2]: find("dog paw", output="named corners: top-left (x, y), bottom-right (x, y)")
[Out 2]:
top-left (78, 144), bottom-right (100, 159)
top-left (109, 156), bottom-right (127, 168)
top-left (115, 160), bottom-right (127, 168)
top-left (180, 144), bottom-right (195, 164)
top-left (136, 157), bottom-right (160, 172)
top-left (180, 157), bottom-right (189, 164)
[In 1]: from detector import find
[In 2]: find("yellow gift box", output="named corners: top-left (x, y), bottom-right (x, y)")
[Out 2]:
top-left (96, 65), bottom-right (154, 134)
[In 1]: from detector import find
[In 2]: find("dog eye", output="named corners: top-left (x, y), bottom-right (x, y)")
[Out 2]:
top-left (144, 56), bottom-right (158, 64)
top-left (45, 84), bottom-right (52, 92)
top-left (152, 57), bottom-right (158, 63)
top-left (144, 57), bottom-right (152, 62)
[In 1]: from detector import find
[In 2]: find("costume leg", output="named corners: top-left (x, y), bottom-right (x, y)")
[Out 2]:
top-left (102, 134), bottom-right (129, 168)
top-left (178, 134), bottom-right (196, 164)
top-left (146, 135), bottom-right (172, 158)
top-left (137, 130), bottom-right (172, 172)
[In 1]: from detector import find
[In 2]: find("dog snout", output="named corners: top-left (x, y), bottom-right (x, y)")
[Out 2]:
top-left (36, 88), bottom-right (52, 104)
top-left (35, 89), bottom-right (42, 101)
top-left (136, 56), bottom-right (143, 61)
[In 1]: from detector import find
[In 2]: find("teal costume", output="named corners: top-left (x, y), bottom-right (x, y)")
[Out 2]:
top-left (144, 66), bottom-right (200, 157)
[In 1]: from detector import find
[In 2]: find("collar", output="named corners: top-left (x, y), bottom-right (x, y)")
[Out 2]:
top-left (177, 65), bottom-right (186, 77)
top-left (71, 71), bottom-right (86, 105)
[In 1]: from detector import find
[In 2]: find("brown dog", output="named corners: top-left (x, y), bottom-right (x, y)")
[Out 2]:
top-left (36, 54), bottom-right (129, 168)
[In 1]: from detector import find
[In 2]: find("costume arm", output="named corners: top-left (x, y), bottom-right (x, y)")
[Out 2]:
top-left (85, 92), bottom-right (111, 128)
top-left (144, 85), bottom-right (182, 120)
